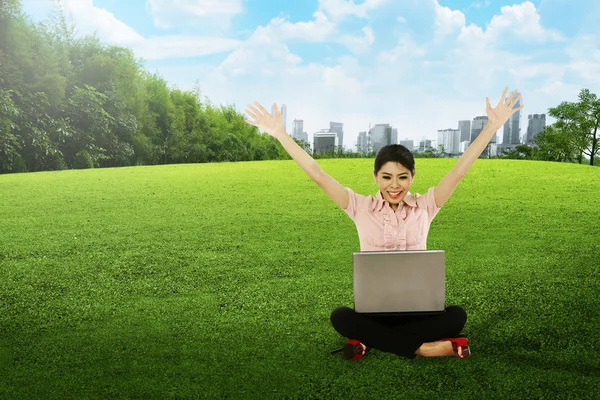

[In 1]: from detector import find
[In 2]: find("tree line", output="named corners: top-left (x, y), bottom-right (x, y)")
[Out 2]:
top-left (1, 0), bottom-right (598, 175)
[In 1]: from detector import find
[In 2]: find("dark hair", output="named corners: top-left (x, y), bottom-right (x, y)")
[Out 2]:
top-left (373, 144), bottom-right (415, 176)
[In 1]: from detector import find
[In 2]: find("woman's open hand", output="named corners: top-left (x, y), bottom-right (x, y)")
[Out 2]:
top-left (486, 87), bottom-right (524, 128)
top-left (245, 101), bottom-right (285, 139)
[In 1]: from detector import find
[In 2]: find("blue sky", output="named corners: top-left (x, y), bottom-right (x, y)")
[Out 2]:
top-left (22, 0), bottom-right (600, 150)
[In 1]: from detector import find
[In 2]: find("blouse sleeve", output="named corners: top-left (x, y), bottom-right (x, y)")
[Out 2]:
top-left (417, 187), bottom-right (442, 224)
top-left (342, 187), bottom-right (361, 221)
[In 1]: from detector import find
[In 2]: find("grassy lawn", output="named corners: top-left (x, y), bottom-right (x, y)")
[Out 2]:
top-left (1, 158), bottom-right (599, 399)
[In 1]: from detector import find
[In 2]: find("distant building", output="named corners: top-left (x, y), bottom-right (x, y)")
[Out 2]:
top-left (330, 122), bottom-right (344, 151)
top-left (459, 141), bottom-right (470, 154)
top-left (281, 104), bottom-right (287, 132)
top-left (293, 119), bottom-right (303, 138)
top-left (458, 120), bottom-right (471, 143)
top-left (525, 114), bottom-right (546, 144)
top-left (370, 124), bottom-right (394, 154)
top-left (502, 91), bottom-right (522, 145)
top-left (400, 139), bottom-right (414, 151)
top-left (471, 116), bottom-right (490, 157)
top-left (313, 129), bottom-right (338, 154)
top-left (292, 119), bottom-right (308, 144)
top-left (512, 95), bottom-right (522, 144)
top-left (470, 116), bottom-right (488, 142)
top-left (437, 129), bottom-right (460, 155)
top-left (418, 139), bottom-right (433, 152)
top-left (357, 131), bottom-right (369, 153)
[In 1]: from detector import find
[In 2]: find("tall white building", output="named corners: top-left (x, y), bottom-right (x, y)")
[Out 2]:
top-left (437, 129), bottom-right (460, 155)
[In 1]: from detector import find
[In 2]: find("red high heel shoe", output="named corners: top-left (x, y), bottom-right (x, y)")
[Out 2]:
top-left (438, 337), bottom-right (471, 358)
top-left (330, 339), bottom-right (371, 360)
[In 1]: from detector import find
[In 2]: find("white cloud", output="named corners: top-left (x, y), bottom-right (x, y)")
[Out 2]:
top-left (434, 1), bottom-right (466, 36)
top-left (147, 0), bottom-right (242, 16)
top-left (454, 1), bottom-right (562, 46)
top-left (217, 25), bottom-right (302, 77)
top-left (135, 36), bottom-right (241, 61)
top-left (486, 1), bottom-right (563, 42)
top-left (269, 11), bottom-right (336, 42)
top-left (26, 0), bottom-right (240, 60)
top-left (146, 0), bottom-right (243, 30)
top-left (318, 0), bottom-right (390, 20)
top-left (321, 65), bottom-right (363, 94)
top-left (378, 34), bottom-right (426, 63)
top-left (447, 0), bottom-right (568, 95)
top-left (464, 0), bottom-right (492, 12)
top-left (217, 9), bottom-right (375, 76)
top-left (339, 26), bottom-right (375, 55)
top-left (565, 35), bottom-right (600, 84)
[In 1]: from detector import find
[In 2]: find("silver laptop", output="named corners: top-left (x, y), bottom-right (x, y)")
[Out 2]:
top-left (353, 250), bottom-right (446, 316)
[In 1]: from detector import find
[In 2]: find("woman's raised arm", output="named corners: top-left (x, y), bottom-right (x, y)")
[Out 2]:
top-left (245, 101), bottom-right (323, 183)
top-left (245, 101), bottom-right (349, 209)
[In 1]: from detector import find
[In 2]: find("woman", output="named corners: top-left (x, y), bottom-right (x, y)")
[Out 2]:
top-left (245, 87), bottom-right (523, 361)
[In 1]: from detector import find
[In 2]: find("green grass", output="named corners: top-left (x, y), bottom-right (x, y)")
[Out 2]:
top-left (1, 158), bottom-right (599, 399)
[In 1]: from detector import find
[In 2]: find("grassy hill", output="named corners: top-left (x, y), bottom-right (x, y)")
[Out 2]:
top-left (1, 158), bottom-right (599, 399)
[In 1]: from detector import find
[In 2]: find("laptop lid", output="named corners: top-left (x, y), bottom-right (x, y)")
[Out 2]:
top-left (353, 250), bottom-right (446, 315)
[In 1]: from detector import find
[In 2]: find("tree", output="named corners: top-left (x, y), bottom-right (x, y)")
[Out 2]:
top-left (292, 137), bottom-right (311, 154)
top-left (534, 126), bottom-right (577, 163)
top-left (0, 89), bottom-right (22, 172)
top-left (547, 88), bottom-right (600, 165)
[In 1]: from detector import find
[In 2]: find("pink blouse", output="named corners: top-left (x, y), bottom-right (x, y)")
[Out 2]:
top-left (342, 187), bottom-right (441, 251)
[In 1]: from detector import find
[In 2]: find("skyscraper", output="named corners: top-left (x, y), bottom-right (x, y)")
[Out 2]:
top-left (330, 122), bottom-right (344, 150)
top-left (272, 104), bottom-right (287, 132)
top-left (502, 119), bottom-right (510, 144)
top-left (470, 116), bottom-right (489, 142)
top-left (502, 91), bottom-right (522, 145)
top-left (369, 124), bottom-right (394, 154)
top-left (471, 116), bottom-right (489, 157)
top-left (293, 119), bottom-right (303, 139)
top-left (437, 129), bottom-right (460, 155)
top-left (281, 104), bottom-right (287, 133)
top-left (511, 95), bottom-right (521, 144)
top-left (458, 120), bottom-right (471, 142)
top-left (357, 131), bottom-right (369, 153)
top-left (525, 114), bottom-right (546, 144)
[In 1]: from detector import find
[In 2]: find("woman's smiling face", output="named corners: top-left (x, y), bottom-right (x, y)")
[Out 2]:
top-left (373, 162), bottom-right (414, 205)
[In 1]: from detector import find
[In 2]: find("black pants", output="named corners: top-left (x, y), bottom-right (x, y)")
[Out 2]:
top-left (330, 305), bottom-right (467, 359)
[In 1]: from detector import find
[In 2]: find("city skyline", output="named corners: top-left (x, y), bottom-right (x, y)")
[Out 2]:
top-left (20, 0), bottom-right (600, 152)
top-left (280, 96), bottom-right (544, 153)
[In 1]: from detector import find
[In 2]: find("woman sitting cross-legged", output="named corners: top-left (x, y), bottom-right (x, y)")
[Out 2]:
top-left (244, 87), bottom-right (523, 360)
